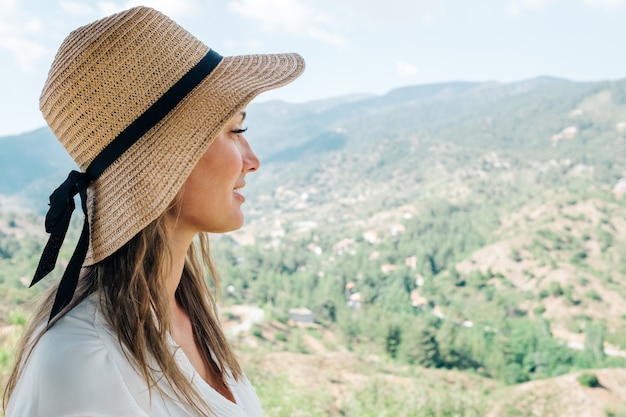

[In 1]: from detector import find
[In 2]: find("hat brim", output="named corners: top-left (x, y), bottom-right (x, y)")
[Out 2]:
top-left (85, 52), bottom-right (305, 264)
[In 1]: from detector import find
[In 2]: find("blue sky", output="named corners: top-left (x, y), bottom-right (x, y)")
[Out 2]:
top-left (0, 0), bottom-right (625, 136)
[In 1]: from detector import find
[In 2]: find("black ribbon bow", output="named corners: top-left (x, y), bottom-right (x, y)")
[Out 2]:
top-left (31, 170), bottom-right (92, 322)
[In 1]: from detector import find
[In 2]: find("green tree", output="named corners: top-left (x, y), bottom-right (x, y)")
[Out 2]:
top-left (398, 324), bottom-right (440, 367)
top-left (385, 323), bottom-right (402, 359)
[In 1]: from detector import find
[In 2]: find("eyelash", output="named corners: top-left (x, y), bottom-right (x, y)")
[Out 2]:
top-left (231, 127), bottom-right (248, 134)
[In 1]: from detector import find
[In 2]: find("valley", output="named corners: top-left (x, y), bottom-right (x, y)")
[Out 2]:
top-left (1, 76), bottom-right (626, 416)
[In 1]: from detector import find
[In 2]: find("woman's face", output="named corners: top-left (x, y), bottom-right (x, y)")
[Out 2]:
top-left (172, 111), bottom-right (260, 236)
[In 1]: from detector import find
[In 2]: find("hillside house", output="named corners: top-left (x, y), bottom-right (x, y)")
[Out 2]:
top-left (550, 125), bottom-right (578, 146)
top-left (614, 178), bottom-right (626, 198)
top-left (307, 244), bottom-right (323, 255)
top-left (369, 250), bottom-right (380, 260)
top-left (389, 223), bottom-right (406, 236)
top-left (270, 228), bottom-right (285, 238)
top-left (294, 220), bottom-right (318, 233)
top-left (415, 274), bottom-right (425, 287)
top-left (405, 255), bottom-right (417, 270)
top-left (288, 308), bottom-right (315, 324)
top-left (333, 238), bottom-right (355, 254)
top-left (363, 230), bottom-right (379, 244)
top-left (562, 126), bottom-right (578, 139)
top-left (398, 205), bottom-right (415, 219)
top-left (380, 264), bottom-right (398, 274)
top-left (410, 289), bottom-right (428, 309)
top-left (348, 292), bottom-right (362, 310)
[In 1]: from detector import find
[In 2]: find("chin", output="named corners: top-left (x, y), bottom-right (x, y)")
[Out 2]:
top-left (208, 218), bottom-right (245, 234)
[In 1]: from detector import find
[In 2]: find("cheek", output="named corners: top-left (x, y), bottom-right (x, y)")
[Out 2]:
top-left (180, 137), bottom-right (244, 197)
top-left (184, 157), bottom-right (239, 205)
top-left (216, 145), bottom-right (245, 181)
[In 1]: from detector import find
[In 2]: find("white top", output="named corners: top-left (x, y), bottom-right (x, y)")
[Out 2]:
top-left (6, 296), bottom-right (263, 417)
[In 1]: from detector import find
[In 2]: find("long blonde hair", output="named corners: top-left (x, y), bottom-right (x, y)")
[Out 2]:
top-left (3, 204), bottom-right (242, 416)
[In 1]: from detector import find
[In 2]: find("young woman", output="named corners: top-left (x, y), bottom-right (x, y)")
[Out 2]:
top-left (3, 6), bottom-right (304, 417)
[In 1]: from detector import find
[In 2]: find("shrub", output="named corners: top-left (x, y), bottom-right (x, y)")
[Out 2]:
top-left (222, 311), bottom-right (237, 320)
top-left (251, 324), bottom-right (263, 339)
top-left (275, 332), bottom-right (288, 342)
top-left (9, 309), bottom-right (27, 326)
top-left (570, 250), bottom-right (588, 264)
top-left (586, 289), bottom-right (602, 302)
top-left (576, 276), bottom-right (590, 286)
top-left (510, 249), bottom-right (523, 263)
top-left (276, 314), bottom-right (290, 325)
top-left (605, 407), bottom-right (626, 417)
top-left (549, 281), bottom-right (564, 297)
top-left (577, 373), bottom-right (600, 388)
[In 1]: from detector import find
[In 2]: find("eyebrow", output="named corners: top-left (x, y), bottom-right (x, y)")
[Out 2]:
top-left (239, 110), bottom-right (247, 123)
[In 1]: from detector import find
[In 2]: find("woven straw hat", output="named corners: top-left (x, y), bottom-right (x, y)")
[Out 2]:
top-left (39, 6), bottom-right (305, 265)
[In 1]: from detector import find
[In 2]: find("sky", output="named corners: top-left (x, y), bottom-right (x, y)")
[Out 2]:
top-left (0, 0), bottom-right (625, 136)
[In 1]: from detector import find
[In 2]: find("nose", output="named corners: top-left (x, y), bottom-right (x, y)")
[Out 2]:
top-left (242, 137), bottom-right (260, 172)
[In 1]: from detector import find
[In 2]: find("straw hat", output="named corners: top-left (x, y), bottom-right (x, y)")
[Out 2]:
top-left (39, 5), bottom-right (304, 265)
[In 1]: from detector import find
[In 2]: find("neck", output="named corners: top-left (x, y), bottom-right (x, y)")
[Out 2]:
top-left (167, 227), bottom-right (195, 310)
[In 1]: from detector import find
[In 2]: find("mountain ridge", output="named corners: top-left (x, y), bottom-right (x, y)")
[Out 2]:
top-left (1, 75), bottom-right (626, 416)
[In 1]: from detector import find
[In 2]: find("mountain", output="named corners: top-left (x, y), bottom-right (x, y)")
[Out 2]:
top-left (2, 76), bottom-right (625, 212)
top-left (1, 77), bottom-right (626, 416)
top-left (236, 76), bottom-right (626, 229)
top-left (0, 127), bottom-right (74, 210)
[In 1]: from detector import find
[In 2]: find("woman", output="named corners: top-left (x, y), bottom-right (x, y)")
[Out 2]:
top-left (3, 6), bottom-right (304, 417)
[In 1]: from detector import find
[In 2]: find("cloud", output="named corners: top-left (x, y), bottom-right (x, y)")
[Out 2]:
top-left (227, 0), bottom-right (446, 45)
top-left (0, 0), bottom-right (201, 72)
top-left (65, 0), bottom-right (202, 18)
top-left (222, 38), bottom-right (264, 52)
top-left (59, 0), bottom-right (95, 16)
top-left (334, 0), bottom-right (446, 27)
top-left (397, 61), bottom-right (418, 77)
top-left (54, 0), bottom-right (118, 18)
top-left (506, 0), bottom-right (555, 14)
top-left (0, 1), bottom-right (49, 71)
top-left (122, 0), bottom-right (199, 17)
top-left (0, 0), bottom-right (18, 32)
top-left (0, 0), bottom-right (17, 13)
top-left (583, 0), bottom-right (626, 9)
top-left (0, 36), bottom-right (49, 71)
top-left (228, 0), bottom-right (346, 45)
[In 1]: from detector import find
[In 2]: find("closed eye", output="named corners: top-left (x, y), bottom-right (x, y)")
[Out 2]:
top-left (231, 127), bottom-right (248, 134)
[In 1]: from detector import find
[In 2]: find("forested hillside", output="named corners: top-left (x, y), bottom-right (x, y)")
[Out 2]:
top-left (1, 76), bottom-right (626, 416)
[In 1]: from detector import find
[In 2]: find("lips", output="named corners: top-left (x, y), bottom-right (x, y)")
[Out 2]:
top-left (233, 183), bottom-right (246, 201)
